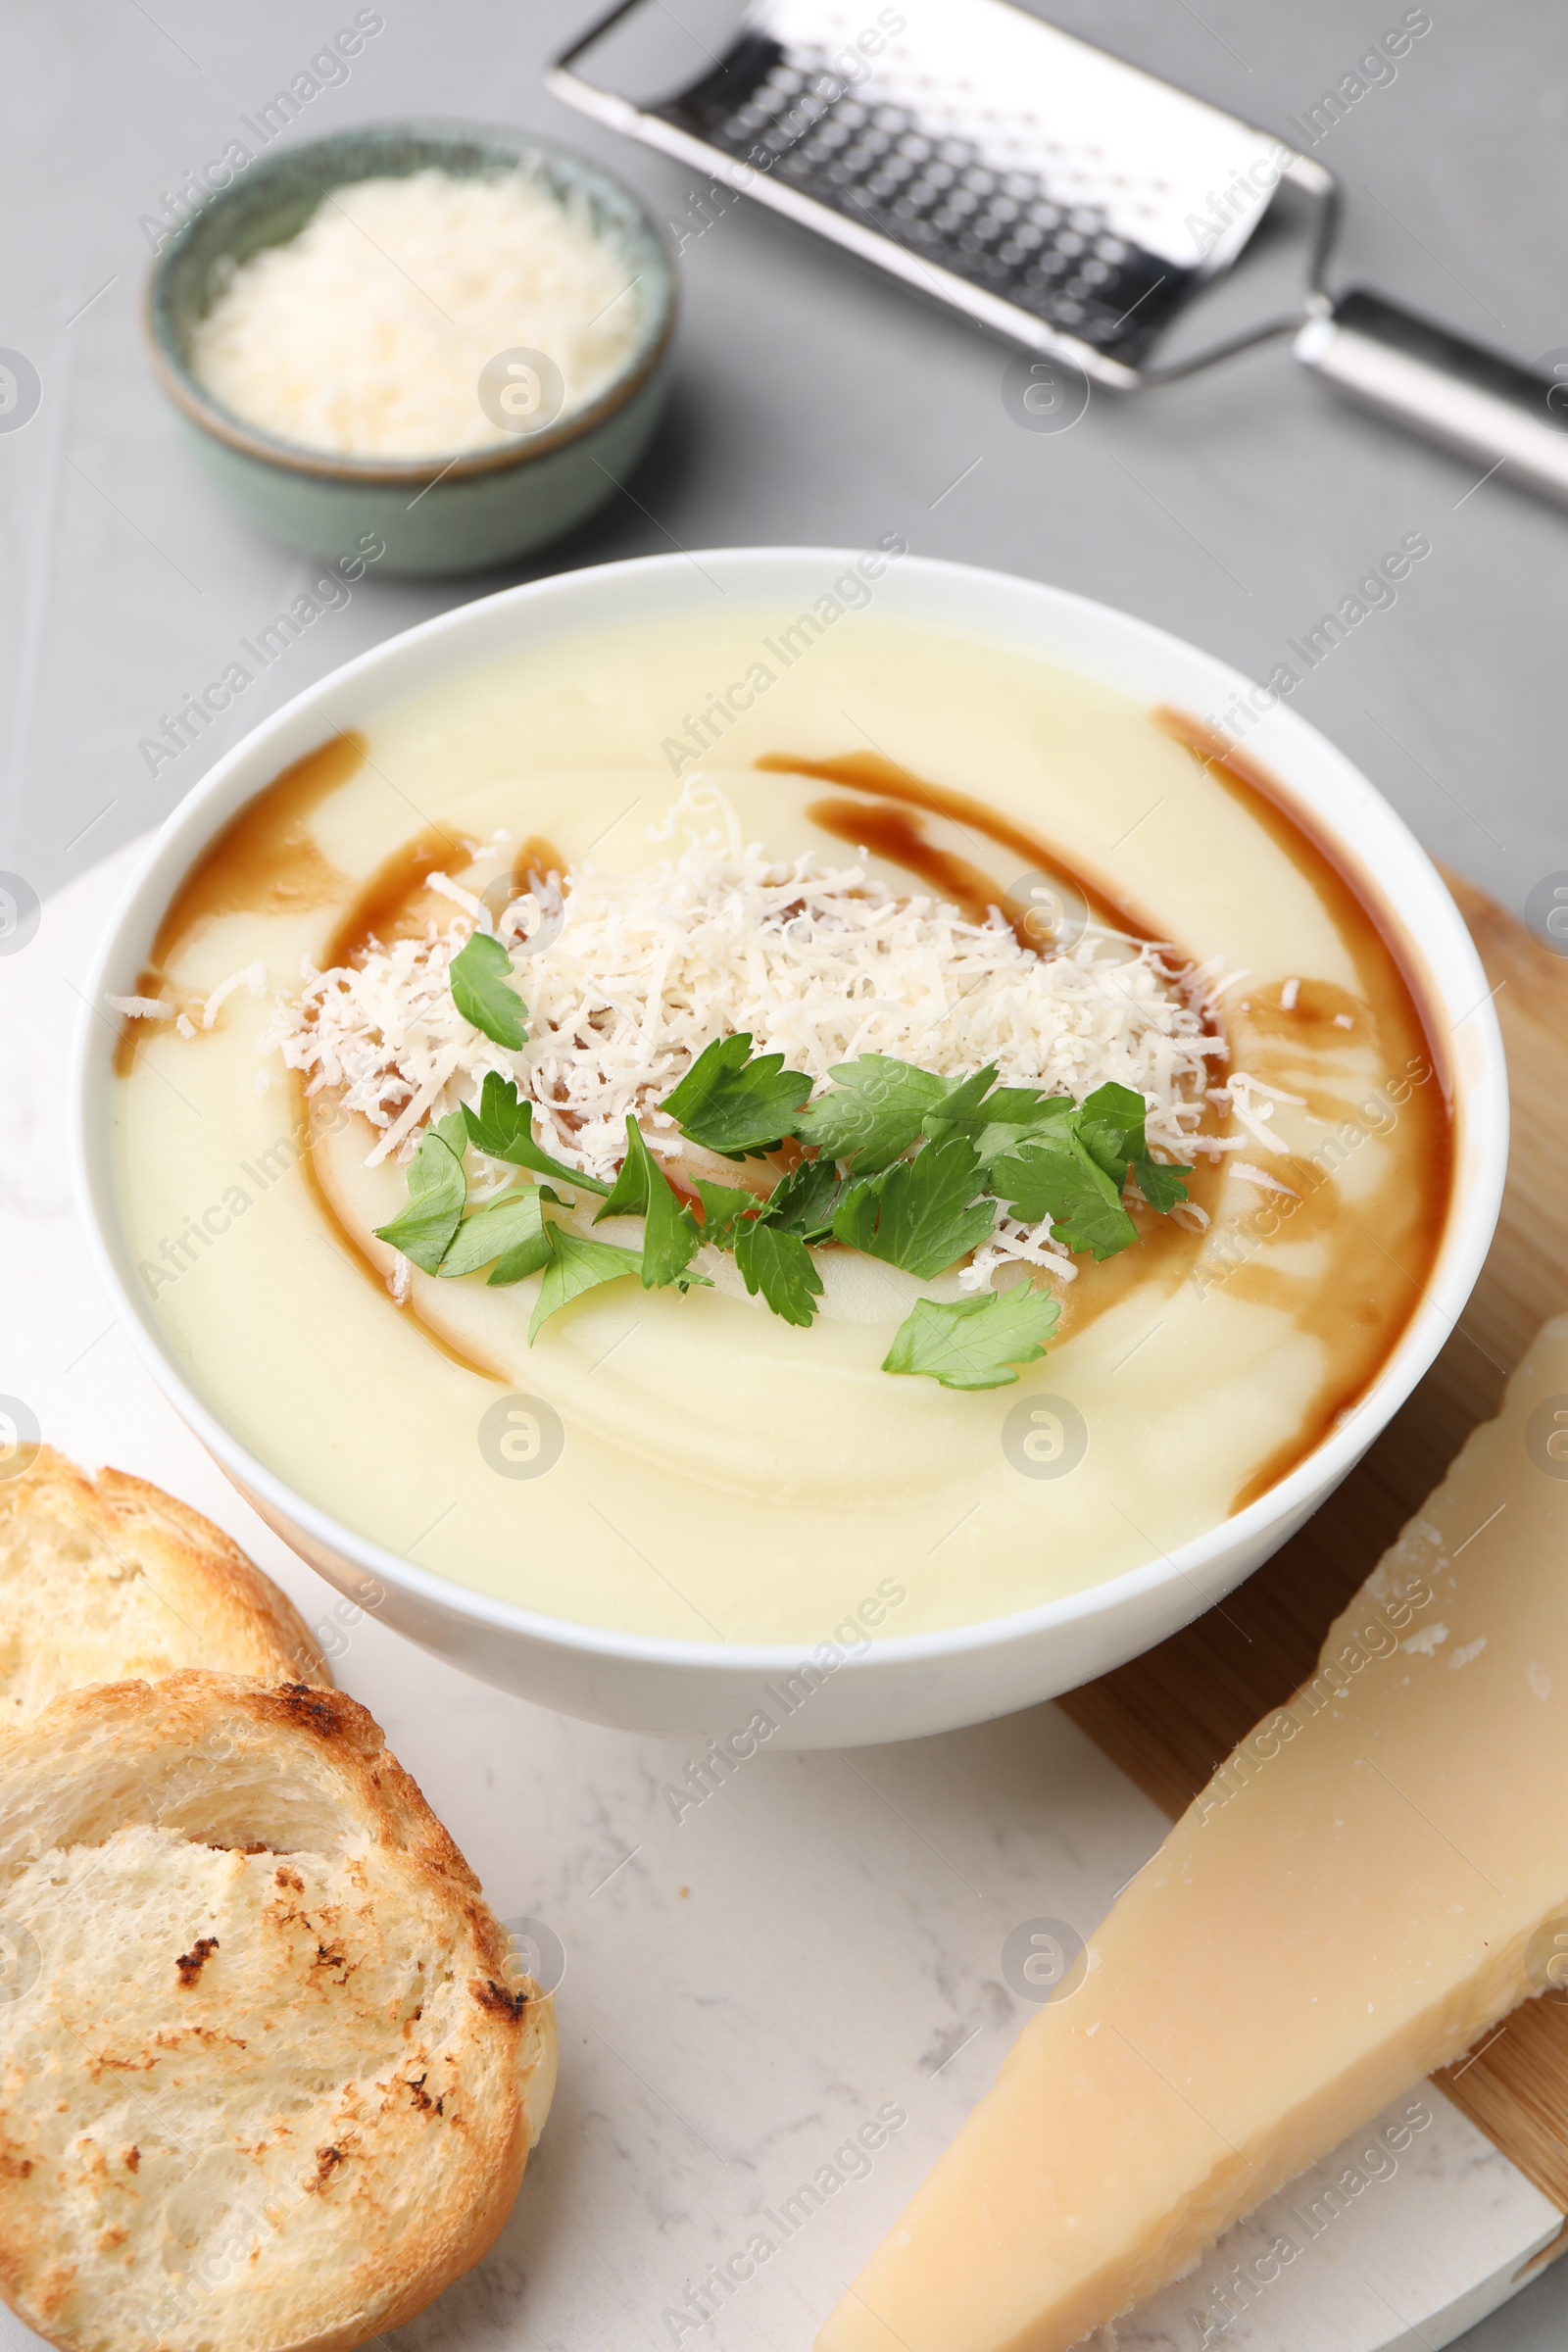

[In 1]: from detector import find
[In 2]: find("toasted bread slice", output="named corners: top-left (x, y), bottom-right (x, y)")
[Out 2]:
top-left (0, 1447), bottom-right (329, 1721)
top-left (0, 1673), bottom-right (556, 2352)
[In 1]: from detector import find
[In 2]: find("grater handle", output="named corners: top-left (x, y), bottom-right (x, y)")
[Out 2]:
top-left (1295, 289), bottom-right (1568, 504)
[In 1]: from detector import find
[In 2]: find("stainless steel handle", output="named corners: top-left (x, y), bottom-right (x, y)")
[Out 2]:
top-left (1295, 289), bottom-right (1568, 503)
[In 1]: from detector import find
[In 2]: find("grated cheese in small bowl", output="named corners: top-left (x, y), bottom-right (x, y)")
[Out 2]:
top-left (190, 167), bottom-right (648, 461)
top-left (147, 126), bottom-right (676, 570)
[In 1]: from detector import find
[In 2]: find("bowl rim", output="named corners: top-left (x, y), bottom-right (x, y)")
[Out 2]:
top-left (143, 118), bottom-right (678, 487)
top-left (72, 546), bottom-right (1509, 1681)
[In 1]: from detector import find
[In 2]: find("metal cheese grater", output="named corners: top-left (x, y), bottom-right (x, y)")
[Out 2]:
top-left (551, 0), bottom-right (1568, 503)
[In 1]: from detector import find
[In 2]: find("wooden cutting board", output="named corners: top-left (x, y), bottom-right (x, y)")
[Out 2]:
top-left (1060, 872), bottom-right (1568, 2250)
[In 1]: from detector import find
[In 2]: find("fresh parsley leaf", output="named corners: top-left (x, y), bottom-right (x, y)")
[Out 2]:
top-left (432, 1109), bottom-right (470, 1161)
top-left (1073, 1083), bottom-right (1147, 1187)
top-left (1078, 1080), bottom-right (1150, 1161)
top-left (489, 1198), bottom-right (563, 1288)
top-left (372, 1127), bottom-right (466, 1274)
top-left (694, 1179), bottom-right (760, 1250)
top-left (593, 1116), bottom-right (654, 1221)
top-left (529, 1229), bottom-right (642, 1342)
top-left (760, 1156), bottom-right (845, 1243)
top-left (660, 1033), bottom-right (813, 1159)
top-left (793, 1056), bottom-right (949, 1174)
top-left (1069, 1083), bottom-right (1191, 1217)
top-left (882, 1288), bottom-right (1061, 1391)
top-left (916, 1065), bottom-right (1003, 1151)
top-left (922, 1070), bottom-right (1086, 1165)
top-left (989, 1134), bottom-right (1137, 1261)
top-left (733, 1220), bottom-right (823, 1328)
top-left (644, 1200), bottom-right (708, 1292)
top-left (596, 1120), bottom-right (706, 1289)
top-left (833, 1137), bottom-right (997, 1281)
top-left (450, 931), bottom-right (527, 1051)
top-left (1131, 1155), bottom-right (1191, 1213)
top-left (971, 1087), bottom-right (1070, 1128)
top-left (969, 1093), bottom-right (1077, 1167)
top-left (439, 1183), bottom-right (561, 1281)
top-left (461, 1071), bottom-right (527, 1156)
top-left (462, 1072), bottom-right (609, 1195)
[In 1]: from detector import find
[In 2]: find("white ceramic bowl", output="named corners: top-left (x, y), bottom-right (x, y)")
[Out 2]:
top-left (73, 551), bottom-right (1507, 1747)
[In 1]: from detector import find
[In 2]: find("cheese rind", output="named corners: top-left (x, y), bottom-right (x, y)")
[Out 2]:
top-left (818, 1315), bottom-right (1568, 2352)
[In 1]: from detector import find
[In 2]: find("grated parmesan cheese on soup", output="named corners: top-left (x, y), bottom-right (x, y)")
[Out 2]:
top-left (189, 168), bottom-right (644, 460)
top-left (263, 780), bottom-right (1229, 1236)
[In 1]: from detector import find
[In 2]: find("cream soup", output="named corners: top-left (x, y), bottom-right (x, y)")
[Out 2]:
top-left (111, 615), bottom-right (1449, 1644)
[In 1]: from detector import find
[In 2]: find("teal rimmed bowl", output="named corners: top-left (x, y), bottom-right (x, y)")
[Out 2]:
top-left (145, 121), bottom-right (677, 576)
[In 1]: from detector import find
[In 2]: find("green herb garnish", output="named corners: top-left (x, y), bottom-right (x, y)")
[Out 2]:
top-left (760, 1156), bottom-right (844, 1243)
top-left (372, 1126), bottom-right (466, 1272)
top-left (793, 1055), bottom-right (948, 1175)
top-left (595, 1118), bottom-right (706, 1292)
top-left (882, 1289), bottom-right (1061, 1391)
top-left (438, 1183), bottom-right (562, 1284)
top-left (1074, 1079), bottom-right (1150, 1176)
top-left (833, 1136), bottom-right (998, 1281)
top-left (644, 1202), bottom-right (708, 1293)
top-left (462, 1071), bottom-right (610, 1195)
top-left (968, 1093), bottom-right (1079, 1166)
top-left (988, 1134), bottom-right (1138, 1261)
top-left (592, 1116), bottom-right (656, 1219)
top-left (693, 1179), bottom-right (760, 1249)
top-left (660, 1033), bottom-right (813, 1159)
top-left (690, 1159), bottom-right (838, 1307)
top-left (529, 1229), bottom-right (642, 1342)
top-left (489, 1193), bottom-right (563, 1288)
top-left (733, 1219), bottom-right (823, 1328)
top-left (436, 1171), bottom-right (645, 1319)
top-left (1131, 1155), bottom-right (1190, 1214)
top-left (991, 1080), bottom-right (1191, 1260)
top-left (1077, 1080), bottom-right (1192, 1213)
top-left (916, 1064), bottom-right (1002, 1143)
top-left (373, 1038), bottom-right (1193, 1386)
top-left (920, 1072), bottom-right (1085, 1167)
top-left (450, 931), bottom-right (527, 1051)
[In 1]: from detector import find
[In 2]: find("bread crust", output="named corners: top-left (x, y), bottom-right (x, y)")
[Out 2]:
top-left (0, 1673), bottom-right (556, 2352)
top-left (0, 1448), bottom-right (332, 1720)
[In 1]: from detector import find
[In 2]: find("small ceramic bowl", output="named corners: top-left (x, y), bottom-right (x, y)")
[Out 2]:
top-left (145, 121), bottom-right (676, 577)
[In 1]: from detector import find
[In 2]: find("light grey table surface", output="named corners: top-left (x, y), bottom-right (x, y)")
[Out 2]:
top-left (3, 2), bottom-right (1568, 2346)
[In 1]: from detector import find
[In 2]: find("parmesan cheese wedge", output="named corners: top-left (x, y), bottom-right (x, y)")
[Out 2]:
top-left (818, 1313), bottom-right (1568, 2352)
